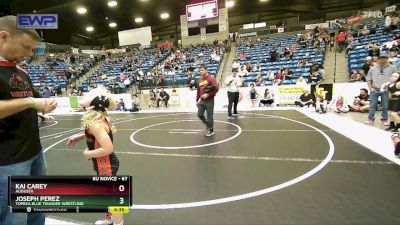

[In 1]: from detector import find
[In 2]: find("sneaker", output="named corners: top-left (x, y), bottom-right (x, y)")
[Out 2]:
top-left (227, 116), bottom-right (235, 120)
top-left (94, 219), bottom-right (113, 225)
top-left (205, 129), bottom-right (214, 137)
top-left (233, 113), bottom-right (239, 116)
top-left (364, 120), bottom-right (374, 125)
top-left (382, 120), bottom-right (390, 126)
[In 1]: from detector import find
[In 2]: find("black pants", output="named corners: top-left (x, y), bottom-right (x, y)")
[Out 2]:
top-left (197, 98), bottom-right (214, 130)
top-left (157, 98), bottom-right (168, 107)
top-left (260, 99), bottom-right (274, 106)
top-left (227, 91), bottom-right (239, 116)
top-left (294, 101), bottom-right (313, 107)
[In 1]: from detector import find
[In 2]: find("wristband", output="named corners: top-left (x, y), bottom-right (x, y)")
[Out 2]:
top-left (28, 97), bottom-right (36, 109)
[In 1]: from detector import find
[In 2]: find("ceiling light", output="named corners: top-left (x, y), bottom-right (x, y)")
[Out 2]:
top-left (226, 0), bottom-right (235, 8)
top-left (76, 7), bottom-right (87, 14)
top-left (86, 26), bottom-right (94, 32)
top-left (260, 0), bottom-right (269, 2)
top-left (107, 0), bottom-right (118, 7)
top-left (109, 22), bottom-right (117, 28)
top-left (160, 13), bottom-right (169, 19)
top-left (135, 17), bottom-right (143, 23)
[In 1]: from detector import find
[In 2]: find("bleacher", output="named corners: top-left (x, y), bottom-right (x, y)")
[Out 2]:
top-left (25, 63), bottom-right (68, 91)
top-left (80, 49), bottom-right (171, 93)
top-left (348, 20), bottom-right (400, 73)
top-left (23, 55), bottom-right (95, 94)
top-left (163, 45), bottom-right (225, 86)
top-left (236, 35), bottom-right (324, 86)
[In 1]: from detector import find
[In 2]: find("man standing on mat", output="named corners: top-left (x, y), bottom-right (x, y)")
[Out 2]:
top-left (0, 16), bottom-right (57, 225)
top-left (197, 64), bottom-right (219, 136)
top-left (365, 54), bottom-right (397, 125)
top-left (225, 68), bottom-right (242, 119)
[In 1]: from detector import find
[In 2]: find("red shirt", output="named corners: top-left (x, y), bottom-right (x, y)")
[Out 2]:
top-left (337, 32), bottom-right (346, 42)
top-left (196, 74), bottom-right (219, 101)
top-left (275, 73), bottom-right (285, 80)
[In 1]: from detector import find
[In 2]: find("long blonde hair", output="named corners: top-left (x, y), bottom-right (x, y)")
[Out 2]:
top-left (80, 86), bottom-right (117, 133)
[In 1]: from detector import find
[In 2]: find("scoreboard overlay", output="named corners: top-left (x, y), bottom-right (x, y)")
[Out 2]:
top-left (8, 176), bottom-right (132, 213)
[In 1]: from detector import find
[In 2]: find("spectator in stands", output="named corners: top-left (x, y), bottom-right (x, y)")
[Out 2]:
top-left (232, 60), bottom-right (240, 70)
top-left (256, 75), bottom-right (265, 86)
top-left (346, 39), bottom-right (358, 57)
top-left (267, 70), bottom-right (275, 81)
top-left (274, 68), bottom-right (285, 85)
top-left (39, 73), bottom-right (45, 81)
top-left (286, 69), bottom-right (294, 80)
top-left (248, 83), bottom-right (259, 107)
top-left (389, 53), bottom-right (398, 65)
top-left (337, 31), bottom-right (346, 53)
top-left (361, 25), bottom-right (370, 37)
top-left (270, 48), bottom-right (278, 62)
top-left (259, 89), bottom-right (274, 107)
top-left (329, 39), bottom-right (335, 52)
top-left (253, 63), bottom-right (261, 72)
top-left (157, 88), bottom-right (170, 108)
top-left (366, 55), bottom-right (397, 125)
top-left (349, 88), bottom-right (370, 113)
top-left (360, 57), bottom-right (372, 78)
top-left (239, 64), bottom-right (249, 76)
top-left (349, 70), bottom-right (361, 82)
top-left (42, 86), bottom-right (51, 98)
top-left (368, 43), bottom-right (381, 58)
top-left (310, 70), bottom-right (321, 84)
top-left (297, 59), bottom-right (306, 68)
top-left (296, 76), bottom-right (308, 87)
top-left (294, 88), bottom-right (314, 107)
top-left (331, 96), bottom-right (349, 113)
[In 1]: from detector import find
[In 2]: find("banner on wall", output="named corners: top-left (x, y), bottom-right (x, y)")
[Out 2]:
top-left (385, 4), bottom-right (397, 13)
top-left (238, 32), bottom-right (257, 38)
top-left (311, 84), bottom-right (334, 101)
top-left (157, 42), bottom-right (174, 48)
top-left (274, 86), bottom-right (304, 104)
top-left (305, 22), bottom-right (330, 30)
top-left (346, 9), bottom-right (385, 24)
top-left (51, 94), bottom-right (132, 113)
top-left (219, 8), bottom-right (228, 32)
top-left (346, 15), bottom-right (364, 24)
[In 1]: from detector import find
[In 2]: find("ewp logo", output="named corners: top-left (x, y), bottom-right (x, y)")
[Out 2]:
top-left (17, 14), bottom-right (58, 29)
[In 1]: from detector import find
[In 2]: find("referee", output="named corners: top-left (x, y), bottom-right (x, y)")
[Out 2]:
top-left (224, 69), bottom-right (242, 119)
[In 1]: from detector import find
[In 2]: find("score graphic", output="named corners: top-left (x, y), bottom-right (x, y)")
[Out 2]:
top-left (9, 176), bottom-right (132, 213)
top-left (186, 0), bottom-right (218, 22)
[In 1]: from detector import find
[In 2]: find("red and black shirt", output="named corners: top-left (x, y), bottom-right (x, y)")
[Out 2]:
top-left (0, 60), bottom-right (41, 166)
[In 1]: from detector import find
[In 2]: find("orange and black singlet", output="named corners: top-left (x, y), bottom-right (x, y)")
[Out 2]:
top-left (85, 118), bottom-right (119, 176)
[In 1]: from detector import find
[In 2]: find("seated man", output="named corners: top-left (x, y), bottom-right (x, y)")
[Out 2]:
top-left (349, 88), bottom-right (370, 112)
top-left (157, 88), bottom-right (170, 107)
top-left (130, 94), bottom-right (140, 112)
top-left (294, 89), bottom-right (314, 107)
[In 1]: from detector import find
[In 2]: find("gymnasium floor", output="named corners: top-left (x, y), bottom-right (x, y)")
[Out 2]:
top-left (39, 110), bottom-right (400, 225)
